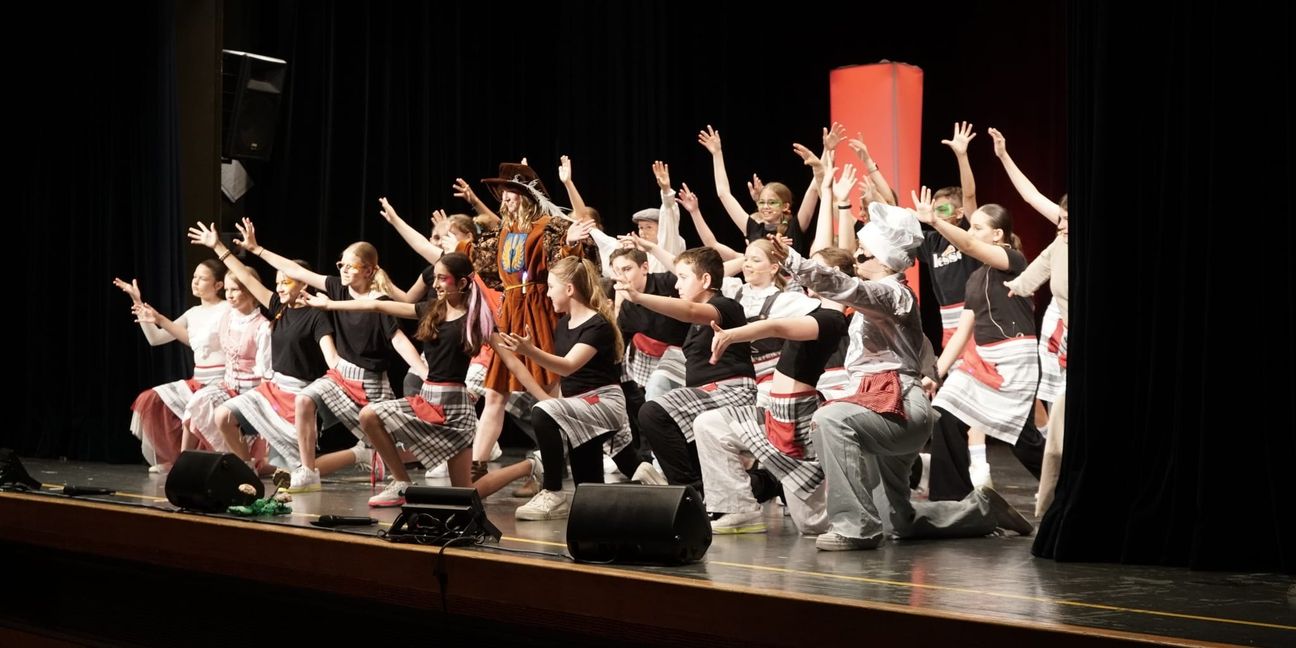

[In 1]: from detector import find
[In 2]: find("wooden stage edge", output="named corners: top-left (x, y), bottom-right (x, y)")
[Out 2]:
top-left (0, 493), bottom-right (1228, 647)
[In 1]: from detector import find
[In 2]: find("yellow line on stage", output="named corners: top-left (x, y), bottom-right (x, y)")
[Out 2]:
top-left (707, 560), bottom-right (1296, 632)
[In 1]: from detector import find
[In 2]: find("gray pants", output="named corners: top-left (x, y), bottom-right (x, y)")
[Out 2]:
top-left (813, 379), bottom-right (997, 543)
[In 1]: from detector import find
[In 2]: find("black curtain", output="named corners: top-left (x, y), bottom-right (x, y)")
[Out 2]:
top-left (13, 2), bottom-right (191, 462)
top-left (1033, 2), bottom-right (1295, 572)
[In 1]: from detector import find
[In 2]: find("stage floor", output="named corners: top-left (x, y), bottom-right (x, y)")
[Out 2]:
top-left (6, 446), bottom-right (1294, 646)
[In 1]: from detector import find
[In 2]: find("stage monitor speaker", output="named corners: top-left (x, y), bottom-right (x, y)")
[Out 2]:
top-left (386, 486), bottom-right (501, 545)
top-left (165, 451), bottom-right (263, 512)
top-left (221, 50), bottom-right (287, 161)
top-left (566, 483), bottom-right (711, 565)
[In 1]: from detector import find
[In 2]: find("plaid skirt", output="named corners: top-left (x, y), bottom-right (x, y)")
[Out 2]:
top-left (815, 366), bottom-right (853, 402)
top-left (623, 340), bottom-right (681, 387)
top-left (150, 364), bottom-right (224, 419)
top-left (225, 374), bottom-right (311, 469)
top-left (299, 358), bottom-right (395, 439)
top-left (710, 391), bottom-right (824, 500)
top-left (1036, 299), bottom-right (1067, 403)
top-left (645, 347), bottom-right (687, 393)
top-left (369, 382), bottom-right (477, 469)
top-left (933, 336), bottom-right (1040, 445)
top-left (655, 377), bottom-right (758, 443)
top-left (534, 383), bottom-right (632, 456)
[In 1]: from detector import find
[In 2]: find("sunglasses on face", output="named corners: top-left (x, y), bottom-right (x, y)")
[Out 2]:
top-left (855, 252), bottom-right (874, 264)
top-left (335, 261), bottom-right (366, 272)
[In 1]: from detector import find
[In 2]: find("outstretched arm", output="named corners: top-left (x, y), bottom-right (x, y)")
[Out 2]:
top-left (187, 221), bottom-right (273, 308)
top-left (452, 177), bottom-right (501, 230)
top-left (304, 293), bottom-right (420, 319)
top-left (616, 281), bottom-right (720, 326)
top-left (698, 125), bottom-right (753, 233)
top-left (848, 134), bottom-right (897, 206)
top-left (708, 317), bottom-right (821, 365)
top-left (988, 127), bottom-right (1061, 223)
top-left (676, 183), bottom-right (741, 261)
top-left (912, 186), bottom-right (1012, 271)
top-left (497, 325), bottom-right (597, 378)
top-left (379, 198), bottom-right (444, 265)
top-left (233, 218), bottom-right (330, 291)
top-left (558, 155), bottom-right (586, 211)
top-left (941, 121), bottom-right (978, 214)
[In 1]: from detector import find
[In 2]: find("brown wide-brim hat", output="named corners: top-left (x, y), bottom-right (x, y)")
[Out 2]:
top-left (481, 162), bottom-right (550, 203)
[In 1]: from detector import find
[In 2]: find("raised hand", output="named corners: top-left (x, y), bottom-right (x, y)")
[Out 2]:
top-left (708, 321), bottom-right (733, 365)
top-left (911, 186), bottom-right (935, 224)
top-left (746, 174), bottom-right (764, 203)
top-left (133, 303), bottom-right (159, 324)
top-left (565, 218), bottom-right (594, 244)
top-left (766, 233), bottom-right (790, 257)
top-left (848, 133), bottom-right (872, 163)
top-left (652, 160), bottom-right (671, 191)
top-left (697, 124), bottom-right (723, 155)
top-left (378, 197), bottom-right (401, 224)
top-left (431, 208), bottom-right (448, 232)
top-left (612, 280), bottom-right (641, 302)
top-left (558, 155), bottom-right (573, 184)
top-left (940, 121), bottom-right (977, 157)
top-left (833, 163), bottom-right (859, 204)
top-left (112, 277), bottom-right (142, 305)
top-left (987, 127), bottom-right (1007, 158)
top-left (823, 121), bottom-right (847, 150)
top-left (676, 182), bottom-right (700, 213)
top-left (792, 142), bottom-right (825, 178)
top-left (452, 177), bottom-right (480, 205)
top-left (186, 221), bottom-right (221, 249)
top-left (233, 217), bottom-right (258, 251)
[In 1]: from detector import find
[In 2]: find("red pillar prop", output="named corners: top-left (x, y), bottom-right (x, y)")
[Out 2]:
top-left (829, 62), bottom-right (924, 294)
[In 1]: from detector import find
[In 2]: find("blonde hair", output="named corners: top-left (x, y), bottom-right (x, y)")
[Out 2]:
top-left (549, 256), bottom-right (623, 360)
top-left (501, 194), bottom-right (540, 232)
top-left (447, 214), bottom-right (476, 241)
top-left (747, 238), bottom-right (788, 289)
top-left (343, 241), bottom-right (394, 296)
top-left (761, 182), bottom-right (796, 236)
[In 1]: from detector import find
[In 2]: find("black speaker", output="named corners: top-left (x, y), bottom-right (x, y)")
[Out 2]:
top-left (165, 451), bottom-right (263, 512)
top-left (566, 483), bottom-right (711, 565)
top-left (385, 486), bottom-right (501, 545)
top-left (221, 50), bottom-right (287, 161)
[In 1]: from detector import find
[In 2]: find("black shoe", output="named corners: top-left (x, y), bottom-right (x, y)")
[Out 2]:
top-left (980, 486), bottom-right (1033, 536)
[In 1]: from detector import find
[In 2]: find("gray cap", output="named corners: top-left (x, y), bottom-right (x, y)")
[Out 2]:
top-left (631, 208), bottom-right (660, 223)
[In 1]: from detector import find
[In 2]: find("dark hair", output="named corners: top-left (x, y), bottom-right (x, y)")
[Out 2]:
top-left (416, 252), bottom-right (491, 354)
top-left (932, 186), bottom-right (963, 207)
top-left (198, 259), bottom-right (228, 282)
top-left (609, 247), bottom-right (648, 267)
top-left (811, 247), bottom-right (856, 276)
top-left (675, 247), bottom-right (724, 289)
top-left (978, 204), bottom-right (1021, 251)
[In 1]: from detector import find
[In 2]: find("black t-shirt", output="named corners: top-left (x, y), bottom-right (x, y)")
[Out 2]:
top-left (919, 228), bottom-right (981, 306)
top-left (325, 276), bottom-right (400, 371)
top-left (964, 249), bottom-right (1037, 345)
top-left (617, 272), bottom-right (690, 346)
top-left (684, 294), bottom-right (755, 386)
top-left (553, 313), bottom-right (621, 395)
top-left (746, 216), bottom-right (811, 256)
top-left (268, 294), bottom-right (334, 381)
top-left (774, 308), bottom-right (849, 386)
top-left (414, 302), bottom-right (473, 383)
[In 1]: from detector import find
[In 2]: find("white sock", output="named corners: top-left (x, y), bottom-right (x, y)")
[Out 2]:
top-left (969, 443), bottom-right (988, 466)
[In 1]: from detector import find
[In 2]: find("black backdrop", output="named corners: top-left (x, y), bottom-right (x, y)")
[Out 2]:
top-left (11, 1), bottom-right (1291, 572)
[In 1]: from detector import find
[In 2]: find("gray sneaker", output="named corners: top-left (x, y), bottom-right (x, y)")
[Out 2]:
top-left (814, 532), bottom-right (882, 551)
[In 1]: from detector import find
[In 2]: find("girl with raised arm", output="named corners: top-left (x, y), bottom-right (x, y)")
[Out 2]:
top-left (186, 223), bottom-right (342, 474)
top-left (232, 218), bottom-right (426, 492)
top-left (117, 261), bottom-right (229, 473)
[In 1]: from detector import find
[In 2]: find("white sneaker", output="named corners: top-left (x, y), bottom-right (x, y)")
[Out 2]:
top-left (368, 480), bottom-right (412, 508)
top-left (148, 463), bottom-right (170, 475)
top-left (489, 442), bottom-right (503, 461)
top-left (427, 461), bottom-right (449, 480)
top-left (352, 443), bottom-right (374, 472)
top-left (815, 531), bottom-right (881, 551)
top-left (969, 461), bottom-right (994, 490)
top-left (632, 461), bottom-right (668, 486)
top-left (711, 510), bottom-right (766, 535)
top-left (515, 489), bottom-right (570, 520)
top-left (286, 466), bottom-right (321, 493)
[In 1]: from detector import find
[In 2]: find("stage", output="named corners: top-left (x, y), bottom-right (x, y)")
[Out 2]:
top-left (1, 447), bottom-right (1291, 647)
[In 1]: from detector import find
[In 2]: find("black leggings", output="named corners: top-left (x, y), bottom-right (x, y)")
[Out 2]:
top-left (637, 400), bottom-right (703, 495)
top-left (532, 409), bottom-right (639, 492)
